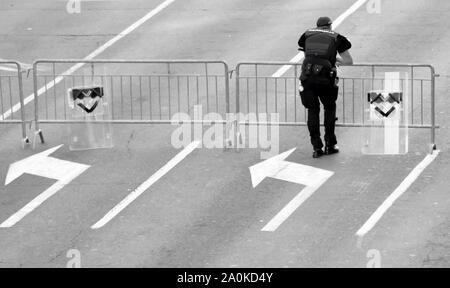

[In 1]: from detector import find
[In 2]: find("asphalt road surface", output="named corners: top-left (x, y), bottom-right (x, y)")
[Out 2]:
top-left (0, 0), bottom-right (449, 268)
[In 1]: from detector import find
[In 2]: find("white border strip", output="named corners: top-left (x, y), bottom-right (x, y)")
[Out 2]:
top-left (356, 150), bottom-right (440, 238)
top-left (0, 0), bottom-right (176, 121)
top-left (271, 0), bottom-right (368, 78)
top-left (91, 140), bottom-right (201, 229)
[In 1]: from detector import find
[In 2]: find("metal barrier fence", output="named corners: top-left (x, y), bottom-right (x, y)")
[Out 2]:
top-left (0, 59), bottom-right (440, 152)
top-left (235, 62), bottom-right (438, 151)
top-left (0, 61), bottom-right (29, 146)
top-left (32, 60), bottom-right (231, 143)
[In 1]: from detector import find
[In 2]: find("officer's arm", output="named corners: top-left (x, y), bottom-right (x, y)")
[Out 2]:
top-left (337, 50), bottom-right (353, 66)
top-left (298, 33), bottom-right (306, 51)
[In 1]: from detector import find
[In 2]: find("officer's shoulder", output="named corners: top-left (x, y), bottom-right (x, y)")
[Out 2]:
top-left (336, 33), bottom-right (351, 43)
top-left (306, 28), bottom-right (338, 35)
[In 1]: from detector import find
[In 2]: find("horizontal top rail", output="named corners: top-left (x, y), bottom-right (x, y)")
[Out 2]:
top-left (0, 61), bottom-right (22, 72)
top-left (235, 62), bottom-right (438, 79)
top-left (236, 61), bottom-right (436, 69)
top-left (36, 73), bottom-right (227, 77)
top-left (236, 75), bottom-right (432, 81)
top-left (0, 60), bottom-right (21, 65)
top-left (33, 59), bottom-right (230, 66)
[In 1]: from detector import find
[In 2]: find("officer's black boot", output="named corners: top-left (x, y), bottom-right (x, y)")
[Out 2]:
top-left (313, 149), bottom-right (324, 158)
top-left (324, 145), bottom-right (339, 155)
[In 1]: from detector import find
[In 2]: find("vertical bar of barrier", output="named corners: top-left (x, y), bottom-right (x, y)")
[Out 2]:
top-left (430, 65), bottom-right (436, 151)
top-left (44, 78), bottom-right (50, 117)
top-left (411, 67), bottom-right (414, 125)
top-left (275, 78), bottom-right (278, 115)
top-left (246, 78), bottom-right (249, 113)
top-left (130, 76), bottom-right (134, 120)
top-left (342, 78), bottom-right (345, 123)
top-left (205, 63), bottom-right (209, 114)
top-left (235, 64), bottom-right (240, 114)
top-left (420, 80), bottom-right (424, 125)
top-left (63, 76), bottom-right (67, 120)
top-left (33, 61), bottom-right (44, 144)
top-left (265, 77), bottom-right (268, 114)
top-left (255, 64), bottom-right (258, 118)
top-left (177, 76), bottom-right (181, 115)
top-left (235, 64), bottom-right (241, 149)
top-left (0, 76), bottom-right (4, 120)
top-left (139, 76), bottom-right (143, 120)
top-left (371, 65), bottom-right (375, 90)
top-left (196, 76), bottom-right (199, 108)
top-left (284, 78), bottom-right (287, 122)
top-left (215, 75), bottom-right (219, 113)
top-left (362, 79), bottom-right (365, 125)
top-left (120, 76), bottom-right (124, 118)
top-left (294, 65), bottom-right (298, 122)
top-left (111, 76), bottom-right (115, 119)
top-left (186, 76), bottom-right (190, 116)
top-left (8, 77), bottom-right (13, 120)
top-left (53, 63), bottom-right (57, 119)
top-left (352, 79), bottom-right (355, 123)
top-left (222, 62), bottom-right (230, 148)
top-left (159, 76), bottom-right (162, 119)
top-left (16, 63), bottom-right (27, 143)
top-left (223, 62), bottom-right (230, 114)
top-left (168, 71), bottom-right (172, 118)
top-left (148, 76), bottom-right (153, 120)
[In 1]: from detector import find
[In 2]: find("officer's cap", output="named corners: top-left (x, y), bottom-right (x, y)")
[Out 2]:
top-left (317, 16), bottom-right (333, 27)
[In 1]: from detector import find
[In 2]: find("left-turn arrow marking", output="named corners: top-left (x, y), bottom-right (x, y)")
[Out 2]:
top-left (1, 145), bottom-right (90, 228)
top-left (249, 148), bottom-right (334, 232)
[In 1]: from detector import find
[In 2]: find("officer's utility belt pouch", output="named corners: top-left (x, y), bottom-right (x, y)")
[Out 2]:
top-left (301, 57), bottom-right (334, 84)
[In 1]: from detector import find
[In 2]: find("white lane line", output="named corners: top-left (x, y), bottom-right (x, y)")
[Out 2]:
top-left (0, 0), bottom-right (177, 121)
top-left (271, 0), bottom-right (368, 78)
top-left (91, 140), bottom-right (201, 229)
top-left (356, 150), bottom-right (440, 238)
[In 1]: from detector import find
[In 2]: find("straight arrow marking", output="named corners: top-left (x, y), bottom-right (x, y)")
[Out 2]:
top-left (1, 145), bottom-right (90, 228)
top-left (91, 140), bottom-right (201, 229)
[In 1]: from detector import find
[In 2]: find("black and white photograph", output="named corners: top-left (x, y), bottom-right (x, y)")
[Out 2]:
top-left (0, 0), bottom-right (448, 273)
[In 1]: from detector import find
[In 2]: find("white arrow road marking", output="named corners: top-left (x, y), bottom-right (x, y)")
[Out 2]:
top-left (272, 0), bottom-right (368, 77)
top-left (1, 145), bottom-right (90, 228)
top-left (250, 148), bottom-right (334, 232)
top-left (91, 140), bottom-right (201, 229)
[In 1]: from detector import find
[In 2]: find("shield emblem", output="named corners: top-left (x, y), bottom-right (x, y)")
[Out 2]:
top-left (71, 87), bottom-right (104, 114)
top-left (368, 91), bottom-right (403, 120)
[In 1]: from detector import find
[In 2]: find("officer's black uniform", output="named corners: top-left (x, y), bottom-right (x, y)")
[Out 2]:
top-left (298, 17), bottom-right (351, 157)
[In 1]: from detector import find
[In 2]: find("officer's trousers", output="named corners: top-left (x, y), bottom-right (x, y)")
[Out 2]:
top-left (299, 79), bottom-right (338, 150)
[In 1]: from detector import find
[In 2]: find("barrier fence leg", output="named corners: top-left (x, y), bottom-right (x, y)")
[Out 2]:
top-left (430, 72), bottom-right (438, 154)
top-left (32, 125), bottom-right (45, 149)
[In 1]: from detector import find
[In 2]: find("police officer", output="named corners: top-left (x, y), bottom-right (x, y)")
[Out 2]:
top-left (298, 16), bottom-right (353, 158)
